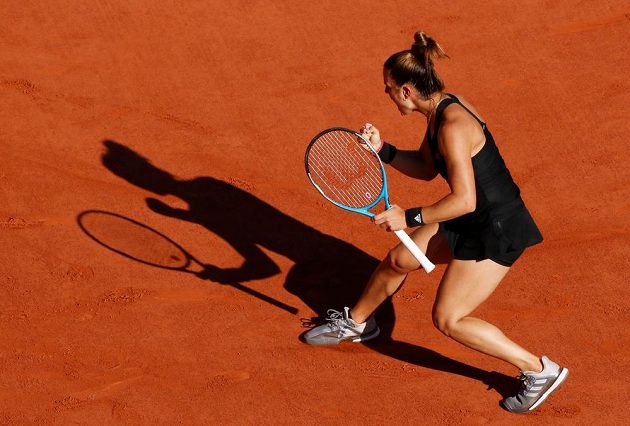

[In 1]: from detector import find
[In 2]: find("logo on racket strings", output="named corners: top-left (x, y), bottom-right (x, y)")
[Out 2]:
top-left (321, 141), bottom-right (368, 190)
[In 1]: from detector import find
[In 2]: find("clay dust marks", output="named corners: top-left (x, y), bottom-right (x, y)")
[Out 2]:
top-left (151, 112), bottom-right (212, 136)
top-left (0, 77), bottom-right (92, 110)
top-left (92, 284), bottom-right (217, 314)
top-left (0, 76), bottom-right (89, 118)
top-left (0, 79), bottom-right (38, 96)
top-left (52, 375), bottom-right (145, 415)
top-left (99, 287), bottom-right (152, 305)
top-left (73, 370), bottom-right (145, 400)
top-left (556, 13), bottom-right (630, 33)
top-left (98, 287), bottom-right (209, 306)
top-left (51, 361), bottom-right (147, 413)
top-left (45, 256), bottom-right (96, 283)
top-left (149, 287), bottom-right (209, 304)
top-left (225, 176), bottom-right (255, 192)
top-left (0, 217), bottom-right (44, 229)
top-left (204, 370), bottom-right (251, 388)
top-left (1, 76), bottom-right (210, 138)
top-left (298, 81), bottom-right (330, 94)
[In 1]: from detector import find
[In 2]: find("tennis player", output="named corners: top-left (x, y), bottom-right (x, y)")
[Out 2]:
top-left (304, 31), bottom-right (568, 413)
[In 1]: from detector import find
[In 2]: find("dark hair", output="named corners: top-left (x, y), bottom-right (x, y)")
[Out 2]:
top-left (384, 31), bottom-right (449, 99)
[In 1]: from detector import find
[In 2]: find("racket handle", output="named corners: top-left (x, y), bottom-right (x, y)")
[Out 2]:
top-left (393, 230), bottom-right (436, 273)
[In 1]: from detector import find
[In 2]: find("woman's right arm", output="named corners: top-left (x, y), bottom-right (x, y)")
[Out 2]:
top-left (361, 123), bottom-right (438, 181)
top-left (388, 133), bottom-right (438, 181)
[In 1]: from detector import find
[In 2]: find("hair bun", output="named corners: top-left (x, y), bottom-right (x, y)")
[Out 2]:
top-left (411, 31), bottom-right (447, 63)
top-left (413, 31), bottom-right (430, 47)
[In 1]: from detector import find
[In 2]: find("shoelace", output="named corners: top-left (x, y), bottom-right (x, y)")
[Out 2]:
top-left (324, 309), bottom-right (345, 327)
top-left (516, 373), bottom-right (537, 398)
top-left (324, 309), bottom-right (353, 337)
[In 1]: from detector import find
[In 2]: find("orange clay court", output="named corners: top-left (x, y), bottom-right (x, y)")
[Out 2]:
top-left (1, 1), bottom-right (629, 424)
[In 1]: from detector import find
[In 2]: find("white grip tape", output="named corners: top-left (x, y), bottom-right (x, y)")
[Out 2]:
top-left (393, 230), bottom-right (436, 273)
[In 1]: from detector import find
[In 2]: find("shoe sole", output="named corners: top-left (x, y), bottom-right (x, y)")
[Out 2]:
top-left (350, 326), bottom-right (380, 343)
top-left (528, 367), bottom-right (569, 411)
top-left (304, 326), bottom-right (381, 346)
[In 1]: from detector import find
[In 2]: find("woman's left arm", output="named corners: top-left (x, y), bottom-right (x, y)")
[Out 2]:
top-left (420, 121), bottom-right (477, 223)
top-left (373, 119), bottom-right (477, 231)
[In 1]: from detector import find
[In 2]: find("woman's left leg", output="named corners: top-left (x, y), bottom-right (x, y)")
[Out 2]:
top-left (432, 258), bottom-right (543, 373)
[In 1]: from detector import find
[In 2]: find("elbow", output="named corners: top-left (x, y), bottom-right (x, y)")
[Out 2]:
top-left (461, 195), bottom-right (476, 214)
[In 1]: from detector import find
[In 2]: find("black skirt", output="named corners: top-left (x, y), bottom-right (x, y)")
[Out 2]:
top-left (440, 197), bottom-right (543, 267)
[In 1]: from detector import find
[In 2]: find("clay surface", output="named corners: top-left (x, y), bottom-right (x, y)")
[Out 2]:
top-left (1, 1), bottom-right (628, 424)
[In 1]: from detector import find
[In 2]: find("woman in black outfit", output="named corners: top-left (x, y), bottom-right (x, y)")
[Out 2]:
top-left (304, 31), bottom-right (568, 414)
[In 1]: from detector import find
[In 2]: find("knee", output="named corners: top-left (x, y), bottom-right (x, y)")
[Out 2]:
top-left (385, 249), bottom-right (418, 275)
top-left (431, 308), bottom-right (459, 337)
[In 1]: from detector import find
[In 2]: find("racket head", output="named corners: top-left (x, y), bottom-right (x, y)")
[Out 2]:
top-left (305, 127), bottom-right (390, 217)
top-left (77, 210), bottom-right (191, 270)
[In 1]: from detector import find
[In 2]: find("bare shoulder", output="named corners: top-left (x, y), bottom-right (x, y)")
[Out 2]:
top-left (439, 119), bottom-right (470, 148)
top-left (439, 93), bottom-right (486, 155)
top-left (445, 93), bottom-right (485, 123)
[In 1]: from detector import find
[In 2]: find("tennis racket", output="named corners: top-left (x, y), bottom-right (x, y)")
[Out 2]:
top-left (77, 210), bottom-right (298, 314)
top-left (305, 127), bottom-right (435, 273)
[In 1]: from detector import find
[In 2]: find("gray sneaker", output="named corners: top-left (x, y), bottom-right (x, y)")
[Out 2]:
top-left (303, 307), bottom-right (380, 345)
top-left (502, 355), bottom-right (569, 413)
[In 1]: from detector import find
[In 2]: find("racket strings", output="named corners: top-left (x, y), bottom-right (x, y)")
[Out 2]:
top-left (319, 135), bottom-right (383, 203)
top-left (307, 131), bottom-right (384, 208)
top-left (311, 133), bottom-right (382, 206)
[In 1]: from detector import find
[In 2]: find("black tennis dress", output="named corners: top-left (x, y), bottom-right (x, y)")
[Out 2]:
top-left (428, 94), bottom-right (543, 266)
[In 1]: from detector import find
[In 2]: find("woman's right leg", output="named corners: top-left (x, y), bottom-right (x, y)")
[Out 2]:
top-left (302, 224), bottom-right (449, 345)
top-left (350, 223), bottom-right (449, 323)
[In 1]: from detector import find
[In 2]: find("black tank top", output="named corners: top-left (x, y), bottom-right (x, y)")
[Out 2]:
top-left (428, 94), bottom-right (521, 231)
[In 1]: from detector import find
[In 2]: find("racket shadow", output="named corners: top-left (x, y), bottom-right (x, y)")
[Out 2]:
top-left (77, 210), bottom-right (299, 314)
top-left (99, 139), bottom-right (518, 399)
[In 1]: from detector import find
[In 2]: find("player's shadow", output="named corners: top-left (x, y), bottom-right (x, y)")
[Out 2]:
top-left (100, 139), bottom-right (519, 399)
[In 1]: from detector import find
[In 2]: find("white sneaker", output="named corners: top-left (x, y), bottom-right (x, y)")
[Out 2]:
top-left (502, 356), bottom-right (569, 413)
top-left (303, 307), bottom-right (380, 345)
